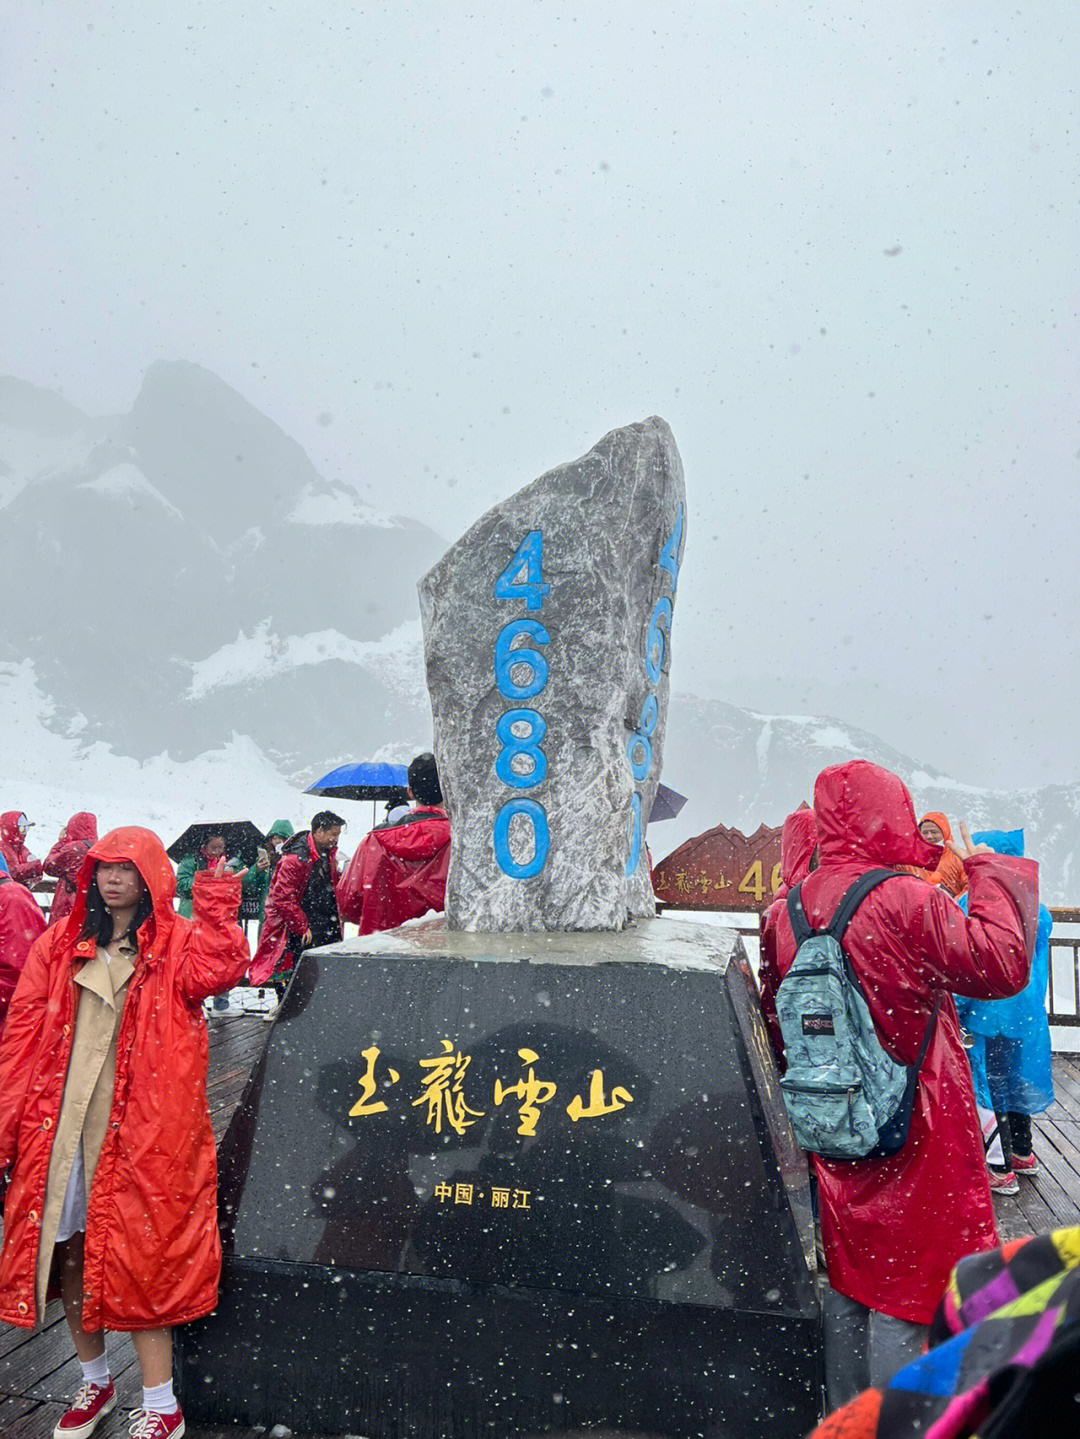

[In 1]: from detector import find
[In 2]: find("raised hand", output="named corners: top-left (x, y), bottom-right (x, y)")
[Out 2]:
top-left (211, 856), bottom-right (249, 880)
top-left (947, 821), bottom-right (992, 862)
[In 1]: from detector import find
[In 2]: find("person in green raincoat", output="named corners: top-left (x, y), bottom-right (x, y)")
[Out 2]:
top-left (175, 833), bottom-right (269, 920)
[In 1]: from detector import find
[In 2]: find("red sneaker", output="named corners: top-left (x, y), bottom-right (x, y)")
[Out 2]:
top-left (127, 1410), bottom-right (185, 1439)
top-left (54, 1380), bottom-right (117, 1439)
top-left (988, 1168), bottom-right (1020, 1196)
top-left (1011, 1152), bottom-right (1040, 1176)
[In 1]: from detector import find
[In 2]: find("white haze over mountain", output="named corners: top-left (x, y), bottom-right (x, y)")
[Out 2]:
top-left (3, 365), bottom-right (1078, 899)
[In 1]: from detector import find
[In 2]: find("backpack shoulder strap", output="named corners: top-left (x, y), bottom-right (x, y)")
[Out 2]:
top-left (786, 883), bottom-right (814, 948)
top-left (826, 868), bottom-right (903, 942)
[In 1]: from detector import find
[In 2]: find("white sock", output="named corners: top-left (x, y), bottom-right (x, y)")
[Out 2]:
top-left (142, 1379), bottom-right (177, 1414)
top-left (80, 1351), bottom-right (110, 1386)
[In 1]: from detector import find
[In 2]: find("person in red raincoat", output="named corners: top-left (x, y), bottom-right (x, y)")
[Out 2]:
top-left (0, 827), bottom-right (248, 1439)
top-left (43, 812), bottom-right (99, 926)
top-left (338, 752), bottom-right (451, 935)
top-left (758, 805), bottom-right (817, 1059)
top-left (0, 811), bottom-right (44, 887)
top-left (759, 760), bottom-right (1037, 1412)
top-left (0, 867), bottom-right (47, 1039)
top-left (248, 811), bottom-right (344, 988)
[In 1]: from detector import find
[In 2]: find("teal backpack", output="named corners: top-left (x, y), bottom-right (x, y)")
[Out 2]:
top-left (776, 869), bottom-right (941, 1161)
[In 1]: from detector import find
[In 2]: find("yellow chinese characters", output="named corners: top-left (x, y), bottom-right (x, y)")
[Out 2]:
top-left (412, 1039), bottom-right (486, 1136)
top-left (566, 1068), bottom-right (634, 1122)
top-left (493, 1048), bottom-right (557, 1136)
top-left (348, 1045), bottom-right (400, 1116)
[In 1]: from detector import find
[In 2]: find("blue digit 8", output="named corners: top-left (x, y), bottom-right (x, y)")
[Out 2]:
top-left (626, 694), bottom-right (659, 781)
top-left (494, 620), bottom-right (550, 700)
top-left (624, 793), bottom-right (643, 876)
top-left (495, 709), bottom-right (548, 789)
top-left (644, 597), bottom-right (672, 684)
top-left (494, 799), bottom-right (550, 879)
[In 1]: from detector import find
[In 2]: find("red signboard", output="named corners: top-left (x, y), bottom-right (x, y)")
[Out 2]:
top-left (651, 821), bottom-right (783, 912)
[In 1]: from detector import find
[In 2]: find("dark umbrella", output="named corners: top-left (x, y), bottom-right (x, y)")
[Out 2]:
top-left (167, 821), bottom-right (265, 867)
top-left (305, 760), bottom-right (411, 826)
top-left (648, 782), bottom-right (688, 824)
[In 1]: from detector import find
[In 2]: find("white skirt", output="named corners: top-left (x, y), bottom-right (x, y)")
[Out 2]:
top-left (55, 1142), bottom-right (88, 1243)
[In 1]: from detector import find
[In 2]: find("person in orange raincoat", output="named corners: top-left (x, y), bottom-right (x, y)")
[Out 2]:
top-left (337, 752), bottom-right (450, 936)
top-left (0, 827), bottom-right (248, 1439)
top-left (43, 811), bottom-right (99, 926)
top-left (901, 811), bottom-right (968, 898)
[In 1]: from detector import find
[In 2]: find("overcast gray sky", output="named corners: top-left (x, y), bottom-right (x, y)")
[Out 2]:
top-left (4, 1), bottom-right (1078, 790)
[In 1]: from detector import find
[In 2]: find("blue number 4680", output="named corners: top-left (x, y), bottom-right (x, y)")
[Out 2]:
top-left (494, 530), bottom-right (550, 611)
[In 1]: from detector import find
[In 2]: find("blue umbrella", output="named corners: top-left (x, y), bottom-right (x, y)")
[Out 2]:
top-left (305, 761), bottom-right (410, 803)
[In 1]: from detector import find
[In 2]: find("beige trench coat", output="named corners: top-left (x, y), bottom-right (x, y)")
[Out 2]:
top-left (34, 946), bottom-right (134, 1321)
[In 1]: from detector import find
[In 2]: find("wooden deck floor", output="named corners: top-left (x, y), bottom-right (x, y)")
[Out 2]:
top-left (3, 1029), bottom-right (1080, 1438)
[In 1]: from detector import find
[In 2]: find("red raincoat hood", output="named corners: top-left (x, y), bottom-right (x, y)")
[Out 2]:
top-left (779, 807), bottom-right (817, 888)
top-left (376, 807), bottom-right (450, 861)
top-left (60, 826), bottom-right (178, 954)
top-left (814, 760), bottom-right (941, 870)
top-left (0, 812), bottom-right (28, 848)
top-left (62, 812), bottom-right (98, 845)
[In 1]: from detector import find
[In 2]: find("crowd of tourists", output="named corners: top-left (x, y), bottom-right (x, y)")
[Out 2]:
top-left (0, 752), bottom-right (1068, 1438)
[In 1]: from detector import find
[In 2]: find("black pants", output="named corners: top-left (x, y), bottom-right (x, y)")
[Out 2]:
top-left (994, 1109), bottom-right (1033, 1160)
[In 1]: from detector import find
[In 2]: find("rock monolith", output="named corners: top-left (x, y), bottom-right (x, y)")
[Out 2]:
top-left (419, 416), bottom-right (685, 930)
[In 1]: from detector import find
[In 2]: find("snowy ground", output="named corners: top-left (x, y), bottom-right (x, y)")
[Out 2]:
top-left (0, 658), bottom-right (380, 858)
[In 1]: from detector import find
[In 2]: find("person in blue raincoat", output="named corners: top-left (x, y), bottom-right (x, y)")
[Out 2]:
top-left (955, 829), bottom-right (1054, 1176)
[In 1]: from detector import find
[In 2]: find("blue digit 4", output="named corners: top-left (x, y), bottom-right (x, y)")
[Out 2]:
top-left (494, 799), bottom-right (550, 879)
top-left (495, 709), bottom-right (548, 789)
top-left (657, 504), bottom-right (684, 594)
top-left (494, 530), bottom-right (550, 611)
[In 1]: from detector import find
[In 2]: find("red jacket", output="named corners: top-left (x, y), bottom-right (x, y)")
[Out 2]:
top-left (0, 827), bottom-right (248, 1331)
top-left (759, 760), bottom-right (1037, 1324)
top-left (248, 832), bottom-right (341, 985)
top-left (338, 807), bottom-right (451, 935)
top-left (0, 812), bottom-right (43, 888)
top-left (0, 875), bottom-right (47, 1039)
top-left (43, 811), bottom-right (99, 924)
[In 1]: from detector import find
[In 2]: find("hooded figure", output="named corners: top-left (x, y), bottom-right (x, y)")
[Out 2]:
top-left (246, 819), bottom-right (295, 927)
top-left (0, 869), bottom-right (47, 1038)
top-left (338, 805), bottom-right (451, 935)
top-left (758, 806), bottom-right (818, 1059)
top-left (43, 812), bottom-right (99, 925)
top-left (0, 827), bottom-right (248, 1331)
top-left (956, 829), bottom-right (1055, 1119)
top-left (759, 761), bottom-right (1037, 1388)
top-left (0, 811), bottom-right (43, 888)
top-left (901, 810), bottom-right (968, 898)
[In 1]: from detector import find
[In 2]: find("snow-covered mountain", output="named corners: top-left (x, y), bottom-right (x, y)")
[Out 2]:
top-left (0, 365), bottom-right (444, 771)
top-left (3, 366), bottom-right (1078, 898)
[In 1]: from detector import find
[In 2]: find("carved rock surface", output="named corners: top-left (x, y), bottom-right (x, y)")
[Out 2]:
top-left (419, 417), bottom-right (686, 931)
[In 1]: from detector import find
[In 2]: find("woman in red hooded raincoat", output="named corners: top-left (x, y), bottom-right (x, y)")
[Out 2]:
top-left (44, 812), bottom-right (99, 925)
top-left (0, 827), bottom-right (248, 1439)
top-left (759, 761), bottom-right (1037, 1410)
top-left (0, 810), bottom-right (44, 887)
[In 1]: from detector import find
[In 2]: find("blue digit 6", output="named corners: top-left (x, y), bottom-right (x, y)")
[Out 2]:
top-left (494, 620), bottom-right (550, 700)
top-left (644, 597), bottom-right (672, 684)
top-left (495, 709), bottom-right (547, 789)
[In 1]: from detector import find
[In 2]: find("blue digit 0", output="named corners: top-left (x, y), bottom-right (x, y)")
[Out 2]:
top-left (495, 709), bottom-right (548, 789)
top-left (625, 793), bottom-right (643, 876)
top-left (494, 799), bottom-right (550, 879)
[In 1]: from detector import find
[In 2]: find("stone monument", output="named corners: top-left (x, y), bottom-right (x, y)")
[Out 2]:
top-left (177, 419), bottom-right (822, 1439)
top-left (419, 416), bottom-right (684, 931)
